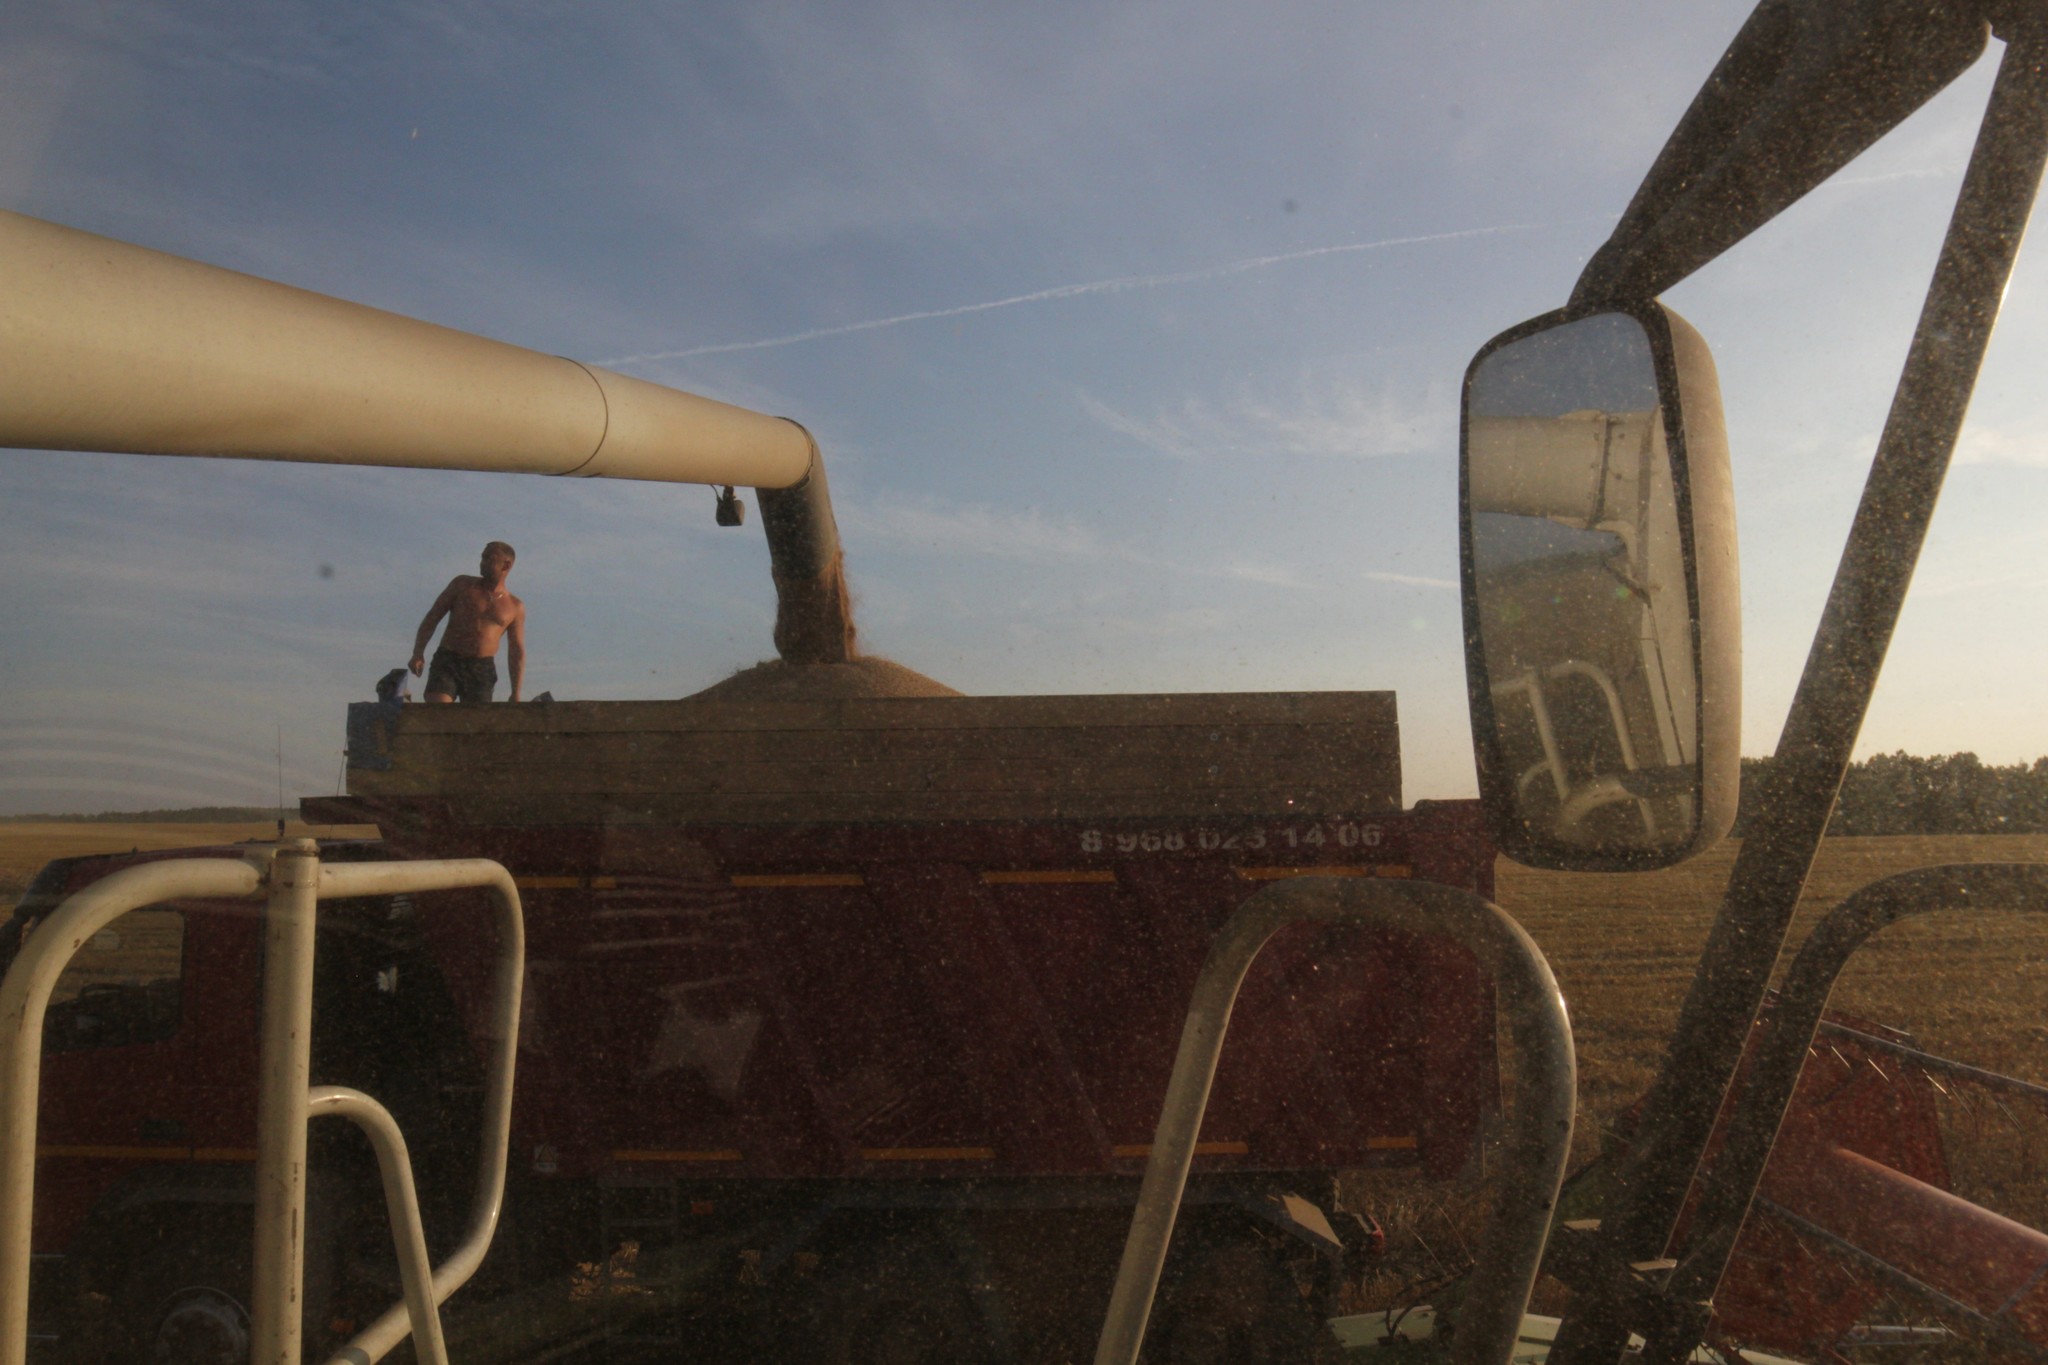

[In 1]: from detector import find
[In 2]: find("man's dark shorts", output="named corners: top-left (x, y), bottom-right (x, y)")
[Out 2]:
top-left (426, 649), bottom-right (497, 703)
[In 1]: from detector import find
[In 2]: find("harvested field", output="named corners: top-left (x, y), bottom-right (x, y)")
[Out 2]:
top-left (1495, 834), bottom-right (2048, 1160)
top-left (1359, 835), bottom-right (2048, 1324)
top-left (0, 820), bottom-right (379, 902)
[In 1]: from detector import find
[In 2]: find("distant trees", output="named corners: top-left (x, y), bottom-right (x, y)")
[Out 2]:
top-left (1734, 752), bottom-right (2048, 836)
top-left (0, 806), bottom-right (279, 824)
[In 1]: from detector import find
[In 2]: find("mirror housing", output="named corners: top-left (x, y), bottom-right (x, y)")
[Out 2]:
top-left (1460, 302), bottom-right (1738, 871)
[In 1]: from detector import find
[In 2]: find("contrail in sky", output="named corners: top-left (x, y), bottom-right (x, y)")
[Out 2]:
top-left (601, 221), bottom-right (1549, 367)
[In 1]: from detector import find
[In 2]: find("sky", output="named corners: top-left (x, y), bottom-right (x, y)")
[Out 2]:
top-left (1, 0), bottom-right (2044, 816)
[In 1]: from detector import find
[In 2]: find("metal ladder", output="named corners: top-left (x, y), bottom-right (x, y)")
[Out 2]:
top-left (0, 838), bottom-right (525, 1365)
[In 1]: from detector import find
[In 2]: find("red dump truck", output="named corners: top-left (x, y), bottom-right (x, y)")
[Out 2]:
top-left (9, 685), bottom-right (1502, 1363)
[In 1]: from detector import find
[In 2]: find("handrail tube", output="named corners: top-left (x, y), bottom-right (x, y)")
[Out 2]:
top-left (1639, 863), bottom-right (2048, 1364)
top-left (1546, 659), bottom-right (1641, 775)
top-left (1091, 877), bottom-right (1574, 1365)
top-left (0, 856), bottom-right (263, 1365)
top-left (1550, 38), bottom-right (2048, 1364)
top-left (307, 1087), bottom-right (449, 1365)
top-left (253, 842), bottom-right (322, 1365)
top-left (1788, 1143), bottom-right (2048, 1341)
top-left (1493, 670), bottom-right (1571, 802)
top-left (1753, 1195), bottom-right (2048, 1365)
top-left (0, 848), bottom-right (522, 1365)
top-left (0, 209), bottom-right (813, 490)
top-left (1546, 659), bottom-right (1660, 838)
top-left (317, 859), bottom-right (524, 1365)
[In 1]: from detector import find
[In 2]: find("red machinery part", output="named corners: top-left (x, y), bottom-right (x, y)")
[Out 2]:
top-left (1775, 1143), bottom-right (2048, 1347)
top-left (1700, 1018), bottom-right (2048, 1358)
top-left (1662, 1016), bottom-right (1950, 1355)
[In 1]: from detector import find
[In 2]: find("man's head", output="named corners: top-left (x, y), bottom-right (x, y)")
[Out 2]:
top-left (480, 541), bottom-right (516, 584)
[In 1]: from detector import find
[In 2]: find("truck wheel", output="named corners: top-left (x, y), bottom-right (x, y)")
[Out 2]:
top-left (1147, 1233), bottom-right (1324, 1365)
top-left (115, 1245), bottom-right (252, 1365)
top-left (804, 1234), bottom-right (996, 1365)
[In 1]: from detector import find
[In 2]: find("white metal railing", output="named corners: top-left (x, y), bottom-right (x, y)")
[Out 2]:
top-left (0, 839), bottom-right (524, 1365)
top-left (1497, 659), bottom-right (1663, 839)
top-left (1092, 875), bottom-right (1576, 1365)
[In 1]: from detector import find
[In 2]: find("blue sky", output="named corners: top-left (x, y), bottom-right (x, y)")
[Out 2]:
top-left (2, 1), bottom-right (2044, 815)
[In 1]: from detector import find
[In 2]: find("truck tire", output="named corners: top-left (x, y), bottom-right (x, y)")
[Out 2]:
top-left (802, 1232), bottom-right (997, 1365)
top-left (1147, 1231), bottom-right (1326, 1365)
top-left (114, 1243), bottom-right (252, 1365)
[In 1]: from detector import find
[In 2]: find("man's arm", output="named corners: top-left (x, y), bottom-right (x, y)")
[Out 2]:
top-left (409, 579), bottom-right (459, 675)
top-left (505, 603), bottom-right (527, 702)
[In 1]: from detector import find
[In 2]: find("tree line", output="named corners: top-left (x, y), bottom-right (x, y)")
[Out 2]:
top-left (0, 805), bottom-right (280, 824)
top-left (1734, 752), bottom-right (2048, 836)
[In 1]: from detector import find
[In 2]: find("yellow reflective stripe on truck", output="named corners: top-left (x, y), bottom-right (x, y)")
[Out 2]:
top-left (38, 1145), bottom-right (258, 1162)
top-left (1235, 865), bottom-right (1412, 881)
top-left (979, 870), bottom-right (1118, 884)
top-left (730, 873), bottom-right (865, 888)
top-left (1112, 1141), bottom-right (1250, 1158)
top-left (860, 1147), bottom-right (997, 1161)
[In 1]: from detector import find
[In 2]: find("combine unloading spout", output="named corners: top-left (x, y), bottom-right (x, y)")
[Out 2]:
top-left (759, 446), bottom-right (858, 664)
top-left (0, 208), bottom-right (855, 665)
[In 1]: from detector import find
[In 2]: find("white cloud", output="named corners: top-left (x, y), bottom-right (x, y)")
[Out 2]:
top-left (842, 494), bottom-right (1302, 584)
top-left (0, 714), bottom-right (332, 815)
top-left (0, 720), bottom-right (284, 781)
top-left (1075, 605), bottom-right (1236, 641)
top-left (835, 491), bottom-right (1453, 603)
top-left (1955, 423), bottom-right (2048, 468)
top-left (840, 495), bottom-right (1129, 563)
top-left (1909, 569), bottom-right (2048, 600)
top-left (1209, 560), bottom-right (1308, 590)
top-left (1364, 571), bottom-right (1457, 590)
top-left (601, 223), bottom-right (1542, 366)
top-left (1081, 375), bottom-right (1451, 462)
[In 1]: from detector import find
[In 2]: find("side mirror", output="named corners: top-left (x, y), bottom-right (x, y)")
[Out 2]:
top-left (1460, 302), bottom-right (1739, 871)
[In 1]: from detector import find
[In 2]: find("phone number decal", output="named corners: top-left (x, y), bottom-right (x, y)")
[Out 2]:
top-left (1078, 822), bottom-right (1384, 855)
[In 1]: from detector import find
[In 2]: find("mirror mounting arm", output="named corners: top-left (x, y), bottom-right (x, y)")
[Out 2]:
top-left (1548, 31), bottom-right (2048, 1365)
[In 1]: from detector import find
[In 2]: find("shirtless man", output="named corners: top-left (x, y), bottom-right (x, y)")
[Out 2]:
top-left (409, 541), bottom-right (526, 703)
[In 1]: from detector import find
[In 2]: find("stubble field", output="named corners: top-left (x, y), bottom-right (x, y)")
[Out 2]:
top-left (1493, 833), bottom-right (2048, 1157)
top-left (1355, 835), bottom-right (2048, 1323)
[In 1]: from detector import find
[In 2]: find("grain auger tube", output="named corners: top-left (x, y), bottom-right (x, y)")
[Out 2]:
top-left (0, 208), bottom-right (855, 664)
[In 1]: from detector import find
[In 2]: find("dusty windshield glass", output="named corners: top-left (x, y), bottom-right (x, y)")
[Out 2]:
top-left (4, 4), bottom-right (2047, 1365)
